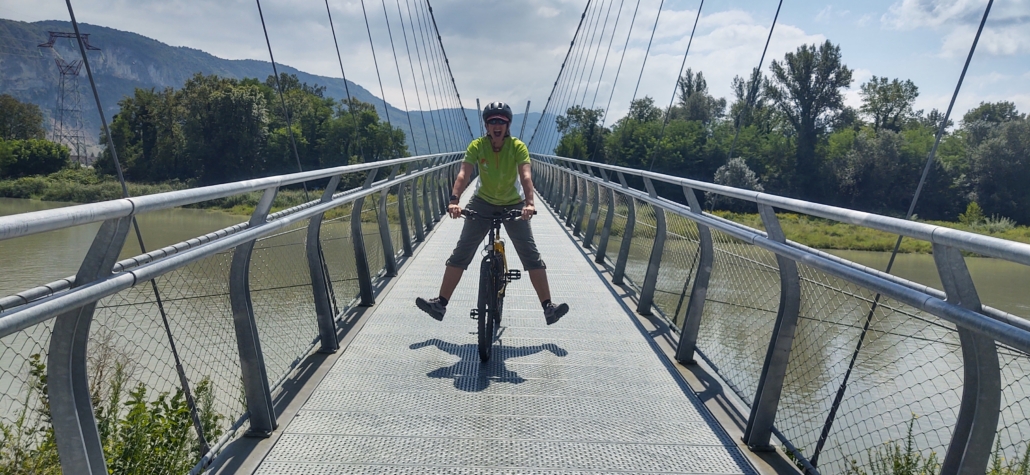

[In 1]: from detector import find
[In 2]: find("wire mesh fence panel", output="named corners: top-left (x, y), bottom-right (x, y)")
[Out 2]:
top-left (652, 214), bottom-right (702, 329)
top-left (996, 344), bottom-right (1030, 467)
top-left (157, 250), bottom-right (246, 442)
top-left (0, 320), bottom-right (54, 446)
top-left (694, 228), bottom-right (781, 407)
top-left (319, 213), bottom-right (361, 309)
top-left (249, 221), bottom-right (319, 390)
top-left (403, 183), bottom-right (419, 246)
top-left (577, 182), bottom-right (593, 234)
top-left (621, 198), bottom-right (657, 290)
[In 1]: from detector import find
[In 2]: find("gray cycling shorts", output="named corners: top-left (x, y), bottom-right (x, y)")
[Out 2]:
top-left (445, 195), bottom-right (546, 271)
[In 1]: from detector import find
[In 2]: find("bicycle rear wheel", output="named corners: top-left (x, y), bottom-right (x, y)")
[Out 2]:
top-left (477, 256), bottom-right (496, 362)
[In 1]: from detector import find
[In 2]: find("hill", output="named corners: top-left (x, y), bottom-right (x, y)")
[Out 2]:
top-left (0, 18), bottom-right (553, 155)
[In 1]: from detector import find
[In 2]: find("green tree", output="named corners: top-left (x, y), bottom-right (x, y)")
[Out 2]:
top-left (968, 117), bottom-right (1030, 223)
top-left (859, 76), bottom-right (919, 132)
top-left (709, 157), bottom-right (764, 212)
top-left (555, 105), bottom-right (607, 161)
top-left (0, 94), bottom-right (46, 141)
top-left (765, 40), bottom-right (854, 200)
top-left (0, 139), bottom-right (69, 178)
top-left (728, 68), bottom-right (772, 131)
top-left (674, 69), bottom-right (726, 125)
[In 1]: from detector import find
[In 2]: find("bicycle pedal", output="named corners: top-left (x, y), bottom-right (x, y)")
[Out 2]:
top-left (505, 269), bottom-right (521, 281)
top-left (470, 309), bottom-right (479, 319)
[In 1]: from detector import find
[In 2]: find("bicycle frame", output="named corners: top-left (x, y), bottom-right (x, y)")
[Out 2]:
top-left (462, 208), bottom-right (523, 362)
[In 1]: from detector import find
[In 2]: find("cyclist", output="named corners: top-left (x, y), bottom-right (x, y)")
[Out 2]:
top-left (415, 101), bottom-right (569, 325)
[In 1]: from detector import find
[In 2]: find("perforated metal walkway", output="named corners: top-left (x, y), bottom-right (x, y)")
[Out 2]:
top-left (253, 191), bottom-right (757, 474)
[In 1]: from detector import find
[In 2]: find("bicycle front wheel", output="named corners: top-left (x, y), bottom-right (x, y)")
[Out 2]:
top-left (477, 256), bottom-right (496, 362)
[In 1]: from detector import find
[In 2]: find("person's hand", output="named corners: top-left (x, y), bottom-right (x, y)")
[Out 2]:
top-left (448, 203), bottom-right (462, 219)
top-left (521, 204), bottom-right (535, 221)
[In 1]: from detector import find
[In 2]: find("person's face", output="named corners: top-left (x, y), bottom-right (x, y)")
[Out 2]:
top-left (486, 118), bottom-right (508, 140)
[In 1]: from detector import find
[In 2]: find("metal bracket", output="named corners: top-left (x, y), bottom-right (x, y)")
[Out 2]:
top-left (307, 175), bottom-right (342, 353)
top-left (675, 186), bottom-right (713, 364)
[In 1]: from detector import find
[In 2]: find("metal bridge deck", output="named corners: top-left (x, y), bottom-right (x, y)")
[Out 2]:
top-left (253, 193), bottom-right (757, 474)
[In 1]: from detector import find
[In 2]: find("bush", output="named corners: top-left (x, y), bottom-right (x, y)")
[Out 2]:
top-left (0, 139), bottom-right (69, 179)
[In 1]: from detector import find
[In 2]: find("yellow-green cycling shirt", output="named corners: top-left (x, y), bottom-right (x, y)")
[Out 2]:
top-left (464, 136), bottom-right (530, 206)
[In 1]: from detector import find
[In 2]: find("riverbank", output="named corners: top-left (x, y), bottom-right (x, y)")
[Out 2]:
top-left (4, 169), bottom-right (1029, 252)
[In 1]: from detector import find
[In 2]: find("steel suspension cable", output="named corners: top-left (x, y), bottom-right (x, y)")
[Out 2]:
top-left (401, 0), bottom-right (441, 153)
top-left (256, 0), bottom-right (310, 199)
top-left (590, 0), bottom-right (627, 109)
top-left (64, 0), bottom-right (210, 457)
top-left (360, 0), bottom-right (396, 130)
top-left (552, 0), bottom-right (605, 152)
top-left (542, 0), bottom-right (598, 152)
top-left (810, 0), bottom-right (995, 467)
top-left (596, 0), bottom-right (643, 151)
top-left (527, 0), bottom-right (594, 151)
top-left (726, 0), bottom-right (782, 162)
top-left (416, 0), bottom-right (461, 147)
top-left (630, 0), bottom-right (666, 103)
top-left (581, 0), bottom-right (617, 105)
top-left (410, 0), bottom-right (452, 150)
top-left (425, 0), bottom-right (476, 141)
top-left (380, 0), bottom-right (420, 155)
top-left (646, 0), bottom-right (703, 171)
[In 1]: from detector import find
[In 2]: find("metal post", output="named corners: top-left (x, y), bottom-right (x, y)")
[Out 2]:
top-left (573, 174), bottom-right (589, 236)
top-left (934, 243), bottom-right (1000, 475)
top-left (421, 160), bottom-right (434, 231)
top-left (397, 179), bottom-right (413, 256)
top-left (564, 167), bottom-right (578, 226)
top-left (229, 187), bottom-right (279, 438)
top-left (636, 177), bottom-right (666, 315)
top-left (352, 170), bottom-right (379, 306)
top-left (582, 177), bottom-right (601, 249)
top-left (612, 172), bottom-right (635, 285)
top-left (378, 165), bottom-right (400, 276)
top-left (307, 175), bottom-right (342, 354)
top-left (49, 216), bottom-right (131, 474)
top-left (742, 203), bottom-right (801, 451)
top-left (411, 163), bottom-right (425, 242)
top-left (676, 185), bottom-right (713, 364)
top-left (595, 169), bottom-right (616, 264)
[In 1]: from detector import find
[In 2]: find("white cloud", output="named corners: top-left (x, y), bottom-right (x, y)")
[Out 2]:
top-left (816, 6), bottom-right (851, 23)
top-left (537, 6), bottom-right (560, 18)
top-left (883, 0), bottom-right (1030, 57)
top-left (844, 68), bottom-right (874, 110)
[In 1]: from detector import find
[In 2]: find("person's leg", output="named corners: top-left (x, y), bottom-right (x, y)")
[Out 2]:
top-left (527, 268), bottom-right (550, 303)
top-left (438, 265), bottom-right (463, 300)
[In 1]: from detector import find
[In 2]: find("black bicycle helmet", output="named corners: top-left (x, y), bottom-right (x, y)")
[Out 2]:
top-left (482, 102), bottom-right (513, 123)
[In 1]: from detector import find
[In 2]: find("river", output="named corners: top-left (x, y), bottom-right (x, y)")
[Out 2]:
top-left (1, 197), bottom-right (1028, 469)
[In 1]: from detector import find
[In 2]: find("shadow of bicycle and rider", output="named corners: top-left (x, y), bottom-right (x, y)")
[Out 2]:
top-left (409, 334), bottom-right (567, 392)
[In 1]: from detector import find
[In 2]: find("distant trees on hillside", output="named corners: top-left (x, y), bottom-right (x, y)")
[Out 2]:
top-left (0, 95), bottom-right (69, 179)
top-left (95, 73), bottom-right (408, 186)
top-left (553, 40), bottom-right (1030, 224)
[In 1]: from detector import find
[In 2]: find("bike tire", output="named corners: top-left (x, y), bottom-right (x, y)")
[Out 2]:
top-left (494, 257), bottom-right (505, 327)
top-left (477, 256), bottom-right (495, 362)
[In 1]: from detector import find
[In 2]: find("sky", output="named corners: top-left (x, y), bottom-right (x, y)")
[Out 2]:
top-left (2, 0), bottom-right (1028, 126)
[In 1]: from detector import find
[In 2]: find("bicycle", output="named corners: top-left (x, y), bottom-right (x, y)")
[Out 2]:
top-left (462, 208), bottom-right (534, 362)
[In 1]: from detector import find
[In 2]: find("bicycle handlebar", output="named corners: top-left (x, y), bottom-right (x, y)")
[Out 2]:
top-left (461, 208), bottom-right (537, 222)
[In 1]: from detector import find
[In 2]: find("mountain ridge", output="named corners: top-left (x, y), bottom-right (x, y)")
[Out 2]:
top-left (0, 18), bottom-right (553, 155)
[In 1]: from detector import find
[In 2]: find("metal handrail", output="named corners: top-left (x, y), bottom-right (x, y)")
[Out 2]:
top-left (0, 151), bottom-right (463, 474)
top-left (535, 153), bottom-right (1030, 265)
top-left (533, 152), bottom-right (1029, 475)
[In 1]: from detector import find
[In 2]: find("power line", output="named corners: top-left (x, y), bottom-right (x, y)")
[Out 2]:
top-left (581, 0), bottom-right (617, 105)
top-left (726, 0), bottom-right (782, 162)
top-left (590, 0), bottom-right (628, 110)
top-left (359, 0), bottom-right (395, 132)
top-left (402, 0), bottom-right (441, 153)
top-left (630, 0), bottom-right (666, 103)
top-left (549, 0), bottom-right (602, 152)
top-left (425, 0), bottom-right (476, 141)
top-left (597, 0), bottom-right (643, 139)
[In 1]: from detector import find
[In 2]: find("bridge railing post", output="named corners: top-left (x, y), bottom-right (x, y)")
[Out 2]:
top-left (421, 160), bottom-right (434, 231)
top-left (582, 167), bottom-right (601, 249)
top-left (594, 169), bottom-right (616, 264)
top-left (397, 177), bottom-right (413, 257)
top-left (636, 177), bottom-right (666, 315)
top-left (378, 165), bottom-right (400, 277)
top-left (675, 185), bottom-right (713, 364)
top-left (229, 187), bottom-right (279, 438)
top-left (48, 216), bottom-right (131, 474)
top-left (352, 170), bottom-right (379, 306)
top-left (742, 203), bottom-right (801, 451)
top-left (612, 172), bottom-right (635, 285)
top-left (933, 244), bottom-right (1000, 475)
top-left (572, 170), bottom-right (589, 236)
top-left (411, 161), bottom-right (426, 242)
top-left (565, 165), bottom-right (580, 228)
top-left (307, 175), bottom-right (342, 354)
